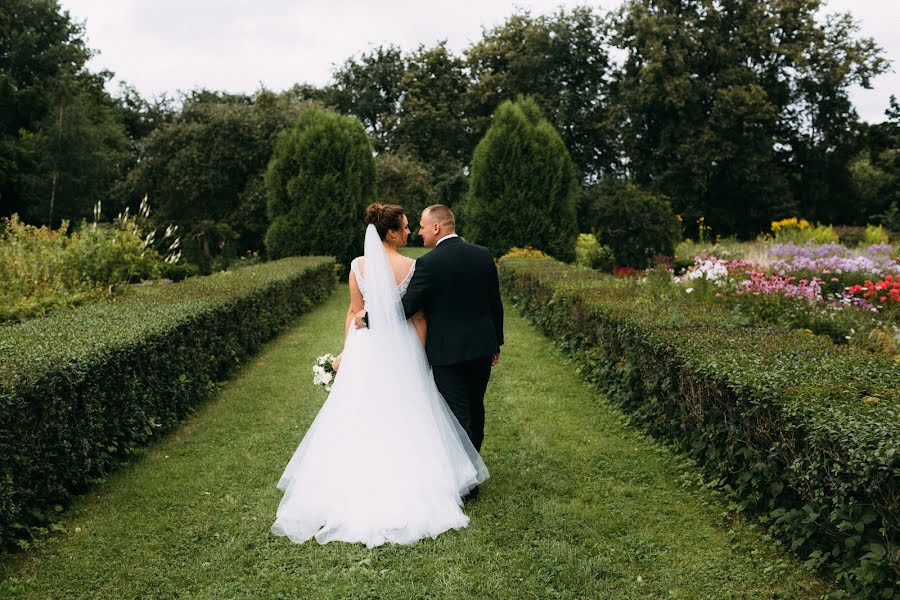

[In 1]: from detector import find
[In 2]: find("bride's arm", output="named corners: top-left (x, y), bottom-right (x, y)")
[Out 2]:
top-left (335, 269), bottom-right (365, 370)
top-left (411, 309), bottom-right (427, 348)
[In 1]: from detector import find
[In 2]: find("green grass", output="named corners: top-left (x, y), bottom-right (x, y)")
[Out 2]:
top-left (400, 245), bottom-right (430, 259)
top-left (0, 286), bottom-right (838, 599)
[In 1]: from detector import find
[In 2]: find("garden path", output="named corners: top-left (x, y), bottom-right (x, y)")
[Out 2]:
top-left (0, 286), bottom-right (838, 599)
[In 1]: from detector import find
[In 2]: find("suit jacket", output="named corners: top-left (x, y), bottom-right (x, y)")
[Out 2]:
top-left (402, 237), bottom-right (504, 366)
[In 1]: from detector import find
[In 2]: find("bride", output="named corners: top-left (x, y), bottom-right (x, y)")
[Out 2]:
top-left (271, 203), bottom-right (489, 548)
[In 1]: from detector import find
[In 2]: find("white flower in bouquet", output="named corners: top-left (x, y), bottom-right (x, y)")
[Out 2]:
top-left (312, 353), bottom-right (337, 392)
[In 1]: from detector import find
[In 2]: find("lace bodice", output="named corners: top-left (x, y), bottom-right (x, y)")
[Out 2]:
top-left (351, 257), bottom-right (416, 298)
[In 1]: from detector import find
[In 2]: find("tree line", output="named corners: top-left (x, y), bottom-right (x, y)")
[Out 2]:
top-left (1, 0), bottom-right (898, 270)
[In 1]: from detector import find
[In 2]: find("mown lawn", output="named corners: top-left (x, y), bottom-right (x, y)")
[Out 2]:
top-left (0, 285), bottom-right (838, 599)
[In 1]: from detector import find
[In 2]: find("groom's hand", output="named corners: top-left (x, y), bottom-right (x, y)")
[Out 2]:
top-left (353, 309), bottom-right (368, 329)
top-left (491, 353), bottom-right (501, 367)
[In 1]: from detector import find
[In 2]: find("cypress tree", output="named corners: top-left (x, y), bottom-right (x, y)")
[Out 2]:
top-left (464, 97), bottom-right (578, 261)
top-left (265, 108), bottom-right (375, 265)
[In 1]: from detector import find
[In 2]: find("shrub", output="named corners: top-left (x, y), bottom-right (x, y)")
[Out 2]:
top-left (464, 97), bottom-right (578, 261)
top-left (834, 225), bottom-right (866, 246)
top-left (502, 246), bottom-right (550, 259)
top-left (584, 180), bottom-right (681, 269)
top-left (265, 108), bottom-right (375, 268)
top-left (0, 200), bottom-right (181, 322)
top-left (864, 224), bottom-right (891, 245)
top-left (0, 256), bottom-right (335, 548)
top-left (771, 218), bottom-right (840, 244)
top-left (500, 256), bottom-right (899, 598)
top-left (575, 233), bottom-right (614, 272)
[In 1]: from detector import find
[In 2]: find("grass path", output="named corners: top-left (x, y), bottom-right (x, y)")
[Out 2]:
top-left (0, 286), bottom-right (837, 599)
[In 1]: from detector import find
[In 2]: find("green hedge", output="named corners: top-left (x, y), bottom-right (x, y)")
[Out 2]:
top-left (0, 257), bottom-right (335, 547)
top-left (499, 256), bottom-right (899, 598)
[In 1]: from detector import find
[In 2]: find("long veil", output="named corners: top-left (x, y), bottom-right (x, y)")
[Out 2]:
top-left (362, 224), bottom-right (407, 344)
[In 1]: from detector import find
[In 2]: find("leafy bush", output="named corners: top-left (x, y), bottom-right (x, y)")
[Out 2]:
top-left (0, 256), bottom-right (335, 549)
top-left (464, 97), bottom-right (578, 261)
top-left (583, 180), bottom-right (681, 269)
top-left (865, 224), bottom-right (891, 245)
top-left (575, 233), bottom-right (614, 272)
top-left (502, 246), bottom-right (550, 259)
top-left (771, 218), bottom-right (839, 244)
top-left (834, 225), bottom-right (866, 247)
top-left (0, 200), bottom-right (181, 322)
top-left (265, 107), bottom-right (375, 268)
top-left (500, 256), bottom-right (899, 598)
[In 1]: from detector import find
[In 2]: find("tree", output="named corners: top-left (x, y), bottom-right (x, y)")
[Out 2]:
top-left (465, 97), bottom-right (578, 261)
top-left (112, 82), bottom-right (175, 163)
top-left (0, 0), bottom-right (131, 225)
top-left (325, 46), bottom-right (405, 153)
top-left (852, 96), bottom-right (900, 225)
top-left (118, 90), bottom-right (307, 271)
top-left (374, 152), bottom-right (438, 238)
top-left (610, 0), bottom-right (887, 237)
top-left (265, 107), bottom-right (374, 266)
top-left (392, 43), bottom-right (473, 208)
top-left (16, 72), bottom-right (130, 226)
top-left (467, 7), bottom-right (616, 180)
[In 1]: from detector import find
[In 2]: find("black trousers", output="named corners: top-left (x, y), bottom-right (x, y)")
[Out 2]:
top-left (432, 356), bottom-right (493, 452)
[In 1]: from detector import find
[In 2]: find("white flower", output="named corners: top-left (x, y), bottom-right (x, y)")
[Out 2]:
top-left (685, 288), bottom-right (694, 294)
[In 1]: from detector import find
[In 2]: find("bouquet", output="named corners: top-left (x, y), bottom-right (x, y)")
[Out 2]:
top-left (312, 353), bottom-right (337, 392)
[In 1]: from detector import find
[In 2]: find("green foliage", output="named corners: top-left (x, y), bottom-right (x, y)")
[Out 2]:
top-left (771, 221), bottom-right (840, 245)
top-left (466, 7), bottom-right (615, 180)
top-left (864, 224), bottom-right (891, 245)
top-left (0, 1), bottom-right (132, 225)
top-left (500, 256), bottom-right (900, 598)
top-left (0, 200), bottom-right (181, 322)
top-left (575, 233), bottom-right (614, 272)
top-left (392, 43), bottom-right (472, 168)
top-left (465, 97), bottom-right (578, 261)
top-left (374, 152), bottom-right (438, 229)
top-left (611, 0), bottom-right (888, 237)
top-left (325, 45), bottom-right (405, 153)
top-left (118, 90), bottom-right (308, 272)
top-left (583, 180), bottom-right (681, 268)
top-left (265, 108), bottom-right (375, 266)
top-left (0, 256), bottom-right (335, 549)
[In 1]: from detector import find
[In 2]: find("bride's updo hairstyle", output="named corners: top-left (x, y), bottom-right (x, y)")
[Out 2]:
top-left (366, 203), bottom-right (405, 240)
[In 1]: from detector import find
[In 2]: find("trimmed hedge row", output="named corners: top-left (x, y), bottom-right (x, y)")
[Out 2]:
top-left (0, 257), bottom-right (335, 547)
top-left (499, 256), bottom-right (899, 597)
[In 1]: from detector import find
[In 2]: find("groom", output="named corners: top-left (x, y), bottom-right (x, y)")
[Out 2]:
top-left (405, 205), bottom-right (504, 502)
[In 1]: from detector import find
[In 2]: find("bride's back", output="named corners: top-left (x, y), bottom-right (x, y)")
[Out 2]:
top-left (353, 254), bottom-right (415, 288)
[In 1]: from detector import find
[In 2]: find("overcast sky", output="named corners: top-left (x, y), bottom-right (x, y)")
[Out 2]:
top-left (60, 0), bottom-right (897, 123)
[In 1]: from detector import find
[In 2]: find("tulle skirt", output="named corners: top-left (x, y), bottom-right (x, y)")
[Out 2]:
top-left (271, 320), bottom-right (489, 548)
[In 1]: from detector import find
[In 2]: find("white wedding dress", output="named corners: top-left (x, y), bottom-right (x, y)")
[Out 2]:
top-left (271, 225), bottom-right (489, 548)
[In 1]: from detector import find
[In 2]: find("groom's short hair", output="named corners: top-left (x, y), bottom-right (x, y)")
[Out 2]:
top-left (424, 204), bottom-right (455, 230)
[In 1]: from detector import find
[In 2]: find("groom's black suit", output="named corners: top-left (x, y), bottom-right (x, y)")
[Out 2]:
top-left (401, 236), bottom-right (504, 454)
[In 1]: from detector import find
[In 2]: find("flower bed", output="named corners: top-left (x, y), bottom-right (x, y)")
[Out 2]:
top-left (674, 242), bottom-right (900, 356)
top-left (0, 256), bottom-right (335, 548)
top-left (500, 255), bottom-right (899, 597)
